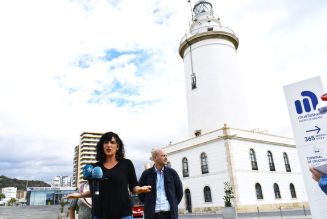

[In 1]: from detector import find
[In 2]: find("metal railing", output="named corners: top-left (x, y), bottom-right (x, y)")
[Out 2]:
top-left (180, 25), bottom-right (237, 44)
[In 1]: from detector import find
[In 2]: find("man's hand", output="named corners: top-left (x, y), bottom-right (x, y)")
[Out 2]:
top-left (309, 166), bottom-right (322, 182)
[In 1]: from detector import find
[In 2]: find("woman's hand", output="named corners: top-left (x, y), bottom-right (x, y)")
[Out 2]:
top-left (133, 185), bottom-right (152, 194)
top-left (64, 191), bottom-right (91, 199)
top-left (140, 185), bottom-right (152, 193)
top-left (64, 193), bottom-right (81, 199)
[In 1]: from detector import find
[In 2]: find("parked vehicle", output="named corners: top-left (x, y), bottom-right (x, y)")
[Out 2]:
top-left (130, 194), bottom-right (144, 218)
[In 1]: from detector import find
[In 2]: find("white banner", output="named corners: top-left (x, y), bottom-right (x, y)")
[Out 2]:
top-left (284, 76), bottom-right (327, 219)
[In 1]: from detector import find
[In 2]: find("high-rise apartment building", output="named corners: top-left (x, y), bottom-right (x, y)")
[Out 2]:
top-left (72, 132), bottom-right (103, 187)
top-left (52, 176), bottom-right (72, 187)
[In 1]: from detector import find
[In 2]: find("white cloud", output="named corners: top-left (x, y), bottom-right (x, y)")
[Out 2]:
top-left (0, 0), bottom-right (326, 183)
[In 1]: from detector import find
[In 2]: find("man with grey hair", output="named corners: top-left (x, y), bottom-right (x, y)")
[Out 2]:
top-left (139, 148), bottom-right (183, 219)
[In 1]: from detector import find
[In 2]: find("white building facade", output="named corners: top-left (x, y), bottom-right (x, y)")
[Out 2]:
top-left (1, 187), bottom-right (17, 201)
top-left (52, 176), bottom-right (72, 187)
top-left (165, 125), bottom-right (308, 213)
top-left (163, 0), bottom-right (309, 213)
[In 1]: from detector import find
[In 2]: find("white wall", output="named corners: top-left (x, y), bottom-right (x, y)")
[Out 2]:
top-left (183, 39), bottom-right (250, 136)
top-left (230, 139), bottom-right (308, 206)
top-left (168, 138), bottom-right (230, 209)
top-left (165, 128), bottom-right (308, 211)
top-left (1, 187), bottom-right (17, 200)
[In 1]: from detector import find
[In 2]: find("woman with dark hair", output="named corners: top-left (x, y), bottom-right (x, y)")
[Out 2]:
top-left (96, 132), bottom-right (125, 162)
top-left (66, 132), bottom-right (151, 219)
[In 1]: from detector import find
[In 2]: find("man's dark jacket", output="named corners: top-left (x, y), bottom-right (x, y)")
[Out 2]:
top-left (138, 166), bottom-right (183, 219)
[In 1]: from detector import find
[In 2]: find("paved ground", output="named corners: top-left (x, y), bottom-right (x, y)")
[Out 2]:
top-left (0, 206), bottom-right (312, 219)
top-left (0, 205), bottom-right (61, 219)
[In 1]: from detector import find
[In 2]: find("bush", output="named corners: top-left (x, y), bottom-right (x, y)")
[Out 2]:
top-left (60, 199), bottom-right (69, 213)
top-left (223, 182), bottom-right (235, 207)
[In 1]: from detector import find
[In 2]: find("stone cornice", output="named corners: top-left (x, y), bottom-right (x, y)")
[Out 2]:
top-left (179, 31), bottom-right (239, 58)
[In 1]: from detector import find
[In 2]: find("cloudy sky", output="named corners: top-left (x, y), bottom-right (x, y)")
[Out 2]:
top-left (0, 0), bottom-right (326, 184)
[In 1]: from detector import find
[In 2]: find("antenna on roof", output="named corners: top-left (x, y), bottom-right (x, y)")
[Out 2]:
top-left (187, 0), bottom-right (193, 27)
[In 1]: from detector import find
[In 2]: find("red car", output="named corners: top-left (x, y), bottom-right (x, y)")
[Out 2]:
top-left (131, 194), bottom-right (144, 218)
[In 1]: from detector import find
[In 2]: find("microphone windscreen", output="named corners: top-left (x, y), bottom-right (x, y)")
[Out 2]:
top-left (92, 166), bottom-right (103, 179)
top-left (83, 164), bottom-right (93, 179)
top-left (321, 93), bottom-right (327, 101)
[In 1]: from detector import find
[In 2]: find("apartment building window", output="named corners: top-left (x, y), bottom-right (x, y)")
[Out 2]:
top-left (182, 157), bottom-right (189, 177)
top-left (283, 152), bottom-right (291, 172)
top-left (200, 152), bottom-right (209, 174)
top-left (290, 183), bottom-right (297, 198)
top-left (255, 183), bottom-right (263, 199)
top-left (203, 186), bottom-right (212, 202)
top-left (250, 148), bottom-right (258, 170)
top-left (274, 183), bottom-right (281, 199)
top-left (267, 151), bottom-right (275, 171)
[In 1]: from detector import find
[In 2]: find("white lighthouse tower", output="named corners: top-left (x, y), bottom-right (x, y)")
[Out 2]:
top-left (163, 0), bottom-right (308, 214)
top-left (179, 0), bottom-right (250, 136)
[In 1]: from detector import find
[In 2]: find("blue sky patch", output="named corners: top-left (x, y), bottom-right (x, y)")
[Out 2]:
top-left (109, 97), bottom-right (157, 108)
top-left (102, 49), bottom-right (149, 63)
top-left (110, 79), bottom-right (139, 95)
top-left (152, 8), bottom-right (172, 25)
top-left (106, 0), bottom-right (120, 8)
top-left (76, 54), bottom-right (93, 68)
top-left (70, 48), bottom-right (154, 107)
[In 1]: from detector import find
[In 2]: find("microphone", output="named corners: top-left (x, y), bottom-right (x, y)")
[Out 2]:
top-left (318, 93), bottom-right (327, 114)
top-left (83, 164), bottom-right (93, 180)
top-left (91, 166), bottom-right (103, 196)
top-left (92, 166), bottom-right (103, 179)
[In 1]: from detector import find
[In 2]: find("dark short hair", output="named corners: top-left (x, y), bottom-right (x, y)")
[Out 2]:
top-left (96, 132), bottom-right (125, 162)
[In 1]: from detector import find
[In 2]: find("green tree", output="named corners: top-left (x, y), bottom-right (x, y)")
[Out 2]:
top-left (8, 198), bottom-right (16, 206)
top-left (223, 182), bottom-right (235, 207)
top-left (0, 193), bottom-right (5, 200)
top-left (0, 175), bottom-right (50, 190)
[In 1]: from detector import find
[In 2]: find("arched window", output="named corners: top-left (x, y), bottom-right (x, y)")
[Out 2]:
top-left (267, 151), bottom-right (275, 171)
top-left (182, 157), bottom-right (189, 177)
top-left (200, 152), bottom-right (209, 174)
top-left (290, 183), bottom-right (297, 198)
top-left (255, 183), bottom-right (263, 199)
top-left (166, 161), bottom-right (171, 168)
top-left (283, 152), bottom-right (291, 172)
top-left (203, 186), bottom-right (212, 202)
top-left (250, 149), bottom-right (258, 170)
top-left (185, 189), bottom-right (192, 213)
top-left (274, 183), bottom-right (281, 199)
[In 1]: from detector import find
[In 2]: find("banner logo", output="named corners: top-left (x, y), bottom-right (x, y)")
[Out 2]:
top-left (294, 91), bottom-right (318, 114)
